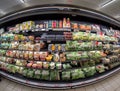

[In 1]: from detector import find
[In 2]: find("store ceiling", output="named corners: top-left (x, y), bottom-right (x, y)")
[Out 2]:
top-left (0, 0), bottom-right (120, 20)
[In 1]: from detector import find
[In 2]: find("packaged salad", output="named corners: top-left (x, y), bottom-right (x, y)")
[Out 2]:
top-left (62, 71), bottom-right (71, 80)
top-left (71, 69), bottom-right (85, 80)
top-left (34, 70), bottom-right (42, 79)
top-left (41, 70), bottom-right (49, 80)
top-left (50, 71), bottom-right (60, 80)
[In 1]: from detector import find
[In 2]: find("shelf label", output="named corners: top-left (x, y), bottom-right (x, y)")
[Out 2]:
top-left (66, 83), bottom-right (72, 87)
top-left (32, 29), bottom-right (34, 32)
top-left (54, 84), bottom-right (60, 87)
top-left (25, 80), bottom-right (29, 84)
top-left (47, 40), bottom-right (51, 43)
top-left (37, 83), bottom-right (45, 86)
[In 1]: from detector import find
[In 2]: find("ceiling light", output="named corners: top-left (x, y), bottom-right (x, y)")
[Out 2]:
top-left (0, 10), bottom-right (6, 15)
top-left (100, 0), bottom-right (116, 8)
top-left (114, 15), bottom-right (120, 18)
top-left (20, 0), bottom-right (25, 3)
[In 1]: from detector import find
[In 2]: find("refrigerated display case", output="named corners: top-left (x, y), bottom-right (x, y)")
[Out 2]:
top-left (0, 4), bottom-right (120, 89)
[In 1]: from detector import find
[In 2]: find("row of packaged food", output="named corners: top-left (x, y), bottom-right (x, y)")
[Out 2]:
top-left (0, 49), bottom-right (107, 62)
top-left (8, 18), bottom-right (100, 32)
top-left (0, 50), bottom-right (66, 62)
top-left (0, 40), bottom-right (119, 53)
top-left (0, 30), bottom-right (118, 43)
top-left (7, 19), bottom-right (120, 38)
top-left (0, 34), bottom-right (35, 41)
top-left (0, 55), bottom-right (103, 70)
top-left (0, 41), bottom-right (105, 52)
top-left (0, 42), bottom-right (45, 51)
top-left (71, 32), bottom-right (117, 42)
top-left (0, 62), bottom-right (106, 80)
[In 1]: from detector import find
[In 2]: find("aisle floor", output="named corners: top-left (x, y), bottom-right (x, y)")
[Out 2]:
top-left (0, 72), bottom-right (120, 91)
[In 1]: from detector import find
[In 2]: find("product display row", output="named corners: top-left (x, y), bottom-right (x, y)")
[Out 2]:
top-left (7, 18), bottom-right (120, 38)
top-left (0, 32), bottom-right (118, 42)
top-left (0, 61), bottom-right (106, 80)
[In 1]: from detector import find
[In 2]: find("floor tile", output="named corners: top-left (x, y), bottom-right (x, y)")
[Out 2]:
top-left (115, 86), bottom-right (120, 91)
top-left (12, 84), bottom-right (23, 91)
top-left (31, 88), bottom-right (43, 91)
top-left (21, 85), bottom-right (32, 91)
top-left (6, 81), bottom-right (17, 89)
top-left (74, 87), bottom-right (85, 91)
top-left (64, 89), bottom-right (75, 91)
top-left (93, 83), bottom-right (106, 91)
top-left (85, 85), bottom-right (96, 91)
top-left (42, 89), bottom-right (55, 91)
top-left (1, 72), bottom-right (120, 91)
top-left (4, 87), bottom-right (13, 91)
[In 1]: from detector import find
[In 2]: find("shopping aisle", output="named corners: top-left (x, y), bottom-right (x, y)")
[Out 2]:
top-left (0, 72), bottom-right (120, 91)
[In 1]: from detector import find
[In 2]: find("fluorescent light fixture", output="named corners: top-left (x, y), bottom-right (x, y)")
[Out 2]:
top-left (20, 0), bottom-right (25, 3)
top-left (114, 15), bottom-right (120, 18)
top-left (0, 9), bottom-right (6, 15)
top-left (100, 0), bottom-right (116, 8)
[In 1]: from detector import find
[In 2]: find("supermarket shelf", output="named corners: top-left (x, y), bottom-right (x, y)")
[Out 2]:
top-left (0, 55), bottom-right (106, 63)
top-left (0, 61), bottom-right (61, 71)
top-left (0, 65), bottom-right (120, 89)
top-left (0, 60), bottom-right (103, 71)
top-left (0, 40), bottom-right (117, 44)
top-left (9, 28), bottom-right (97, 33)
top-left (0, 48), bottom-right (103, 52)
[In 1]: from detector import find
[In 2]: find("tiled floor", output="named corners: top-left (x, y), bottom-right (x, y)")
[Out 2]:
top-left (0, 72), bottom-right (120, 91)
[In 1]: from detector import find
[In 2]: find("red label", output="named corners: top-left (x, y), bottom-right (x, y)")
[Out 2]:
top-left (95, 41), bottom-right (98, 46)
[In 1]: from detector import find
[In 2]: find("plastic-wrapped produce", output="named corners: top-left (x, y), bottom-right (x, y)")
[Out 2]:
top-left (62, 71), bottom-right (70, 80)
top-left (34, 70), bottom-right (42, 79)
top-left (83, 66), bottom-right (96, 77)
top-left (50, 71), bottom-right (60, 80)
top-left (41, 70), bottom-right (49, 80)
top-left (71, 69), bottom-right (85, 80)
top-left (27, 69), bottom-right (35, 78)
top-left (96, 65), bottom-right (105, 73)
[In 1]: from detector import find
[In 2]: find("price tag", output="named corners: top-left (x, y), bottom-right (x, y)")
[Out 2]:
top-left (95, 77), bottom-right (99, 80)
top-left (4, 73), bottom-right (8, 77)
top-left (47, 40), bottom-right (51, 43)
top-left (66, 83), bottom-right (72, 87)
top-left (25, 80), bottom-right (29, 84)
top-left (37, 83), bottom-right (43, 86)
top-left (97, 31), bottom-right (103, 36)
top-left (32, 29), bottom-right (34, 32)
top-left (22, 31), bottom-right (25, 33)
top-left (41, 29), bottom-right (45, 31)
top-left (54, 84), bottom-right (59, 87)
top-left (26, 30), bottom-right (28, 32)
top-left (35, 29), bottom-right (38, 31)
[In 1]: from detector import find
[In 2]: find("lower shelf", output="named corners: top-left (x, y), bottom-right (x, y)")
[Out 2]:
top-left (0, 66), bottom-right (120, 89)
